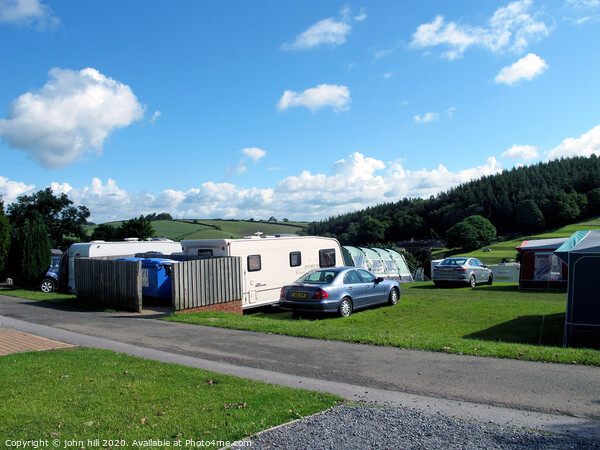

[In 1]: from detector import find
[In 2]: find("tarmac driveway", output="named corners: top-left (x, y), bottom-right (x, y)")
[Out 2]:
top-left (1, 294), bottom-right (599, 432)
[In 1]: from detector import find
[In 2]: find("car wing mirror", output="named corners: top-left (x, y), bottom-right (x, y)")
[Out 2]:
top-left (375, 277), bottom-right (384, 283)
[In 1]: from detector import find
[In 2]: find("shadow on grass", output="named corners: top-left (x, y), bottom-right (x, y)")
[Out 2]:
top-left (249, 310), bottom-right (332, 322)
top-left (464, 313), bottom-right (565, 346)
top-left (411, 284), bottom-right (520, 292)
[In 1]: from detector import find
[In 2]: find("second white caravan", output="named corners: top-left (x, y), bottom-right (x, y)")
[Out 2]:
top-left (180, 235), bottom-right (345, 309)
top-left (59, 239), bottom-right (183, 294)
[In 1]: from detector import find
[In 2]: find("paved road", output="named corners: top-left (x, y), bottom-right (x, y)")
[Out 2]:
top-left (1, 294), bottom-right (599, 434)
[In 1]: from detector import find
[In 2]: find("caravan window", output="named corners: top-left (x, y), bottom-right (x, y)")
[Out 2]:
top-left (319, 249), bottom-right (336, 268)
top-left (289, 251), bottom-right (301, 267)
top-left (197, 249), bottom-right (213, 258)
top-left (248, 254), bottom-right (261, 272)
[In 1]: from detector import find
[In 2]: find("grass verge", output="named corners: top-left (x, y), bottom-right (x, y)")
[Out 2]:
top-left (164, 283), bottom-right (600, 366)
top-left (0, 287), bottom-right (115, 311)
top-left (0, 287), bottom-right (76, 303)
top-left (0, 348), bottom-right (341, 446)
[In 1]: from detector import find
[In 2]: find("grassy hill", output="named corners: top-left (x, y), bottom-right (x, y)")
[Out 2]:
top-left (437, 216), bottom-right (600, 265)
top-left (86, 219), bottom-right (307, 241)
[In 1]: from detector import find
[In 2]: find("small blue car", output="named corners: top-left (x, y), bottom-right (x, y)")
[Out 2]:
top-left (40, 256), bottom-right (61, 293)
top-left (279, 267), bottom-right (401, 317)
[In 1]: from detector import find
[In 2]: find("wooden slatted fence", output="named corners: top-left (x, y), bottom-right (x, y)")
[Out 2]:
top-left (73, 256), bottom-right (242, 313)
top-left (171, 257), bottom-right (242, 311)
top-left (75, 258), bottom-right (142, 312)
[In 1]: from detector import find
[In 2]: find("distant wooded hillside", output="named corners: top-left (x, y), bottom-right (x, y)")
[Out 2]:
top-left (307, 155), bottom-right (600, 245)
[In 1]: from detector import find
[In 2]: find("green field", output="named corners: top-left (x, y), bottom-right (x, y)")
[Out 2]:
top-left (86, 219), bottom-right (307, 241)
top-left (0, 348), bottom-right (341, 446)
top-left (437, 216), bottom-right (600, 265)
top-left (165, 282), bottom-right (600, 366)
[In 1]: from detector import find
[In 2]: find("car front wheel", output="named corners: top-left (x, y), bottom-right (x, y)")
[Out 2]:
top-left (338, 298), bottom-right (353, 318)
top-left (40, 278), bottom-right (55, 293)
top-left (487, 273), bottom-right (493, 285)
top-left (388, 288), bottom-right (399, 306)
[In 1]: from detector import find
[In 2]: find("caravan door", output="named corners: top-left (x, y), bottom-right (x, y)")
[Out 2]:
top-left (245, 254), bottom-right (261, 305)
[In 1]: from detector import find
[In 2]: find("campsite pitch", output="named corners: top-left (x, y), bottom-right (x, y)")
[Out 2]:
top-left (165, 283), bottom-right (600, 366)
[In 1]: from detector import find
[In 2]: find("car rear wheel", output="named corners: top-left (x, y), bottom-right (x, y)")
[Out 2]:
top-left (40, 278), bottom-right (55, 293)
top-left (388, 287), bottom-right (399, 306)
top-left (469, 275), bottom-right (476, 288)
top-left (339, 298), bottom-right (353, 318)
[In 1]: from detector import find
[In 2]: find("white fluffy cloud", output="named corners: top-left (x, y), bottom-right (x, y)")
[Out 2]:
top-left (227, 147), bottom-right (267, 177)
top-left (411, 0), bottom-right (549, 60)
top-left (282, 6), bottom-right (365, 51)
top-left (414, 112), bottom-right (439, 123)
top-left (0, 0), bottom-right (59, 29)
top-left (0, 175), bottom-right (35, 204)
top-left (0, 67), bottom-right (145, 168)
top-left (241, 147), bottom-right (267, 162)
top-left (501, 144), bottom-right (539, 160)
top-left (495, 53), bottom-right (548, 85)
top-left (283, 18), bottom-right (351, 50)
top-left (547, 125), bottom-right (600, 160)
top-left (0, 153), bottom-right (504, 222)
top-left (277, 84), bottom-right (351, 113)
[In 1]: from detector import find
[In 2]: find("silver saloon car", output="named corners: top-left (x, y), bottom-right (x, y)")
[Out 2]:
top-left (432, 257), bottom-right (493, 288)
top-left (279, 267), bottom-right (401, 317)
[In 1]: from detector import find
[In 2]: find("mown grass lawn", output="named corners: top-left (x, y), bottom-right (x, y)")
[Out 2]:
top-left (165, 283), bottom-right (600, 366)
top-left (0, 348), bottom-right (341, 446)
top-left (0, 287), bottom-right (76, 302)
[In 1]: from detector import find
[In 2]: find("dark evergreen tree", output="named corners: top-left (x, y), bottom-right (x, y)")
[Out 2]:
top-left (0, 197), bottom-right (10, 274)
top-left (7, 188), bottom-right (89, 249)
top-left (20, 214), bottom-right (51, 288)
top-left (90, 223), bottom-right (120, 241)
top-left (587, 187), bottom-right (600, 215)
top-left (515, 199), bottom-right (545, 232)
top-left (358, 215), bottom-right (385, 243)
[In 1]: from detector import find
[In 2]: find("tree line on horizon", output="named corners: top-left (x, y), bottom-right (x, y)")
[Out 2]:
top-left (0, 189), bottom-right (156, 288)
top-left (306, 155), bottom-right (600, 246)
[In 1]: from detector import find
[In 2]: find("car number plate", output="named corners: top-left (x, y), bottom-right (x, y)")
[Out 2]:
top-left (291, 292), bottom-right (307, 298)
top-left (442, 270), bottom-right (452, 274)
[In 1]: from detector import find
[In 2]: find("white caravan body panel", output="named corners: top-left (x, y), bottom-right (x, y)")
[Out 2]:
top-left (181, 236), bottom-right (344, 308)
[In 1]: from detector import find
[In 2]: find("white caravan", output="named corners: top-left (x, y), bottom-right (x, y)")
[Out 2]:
top-left (59, 239), bottom-right (182, 293)
top-left (180, 235), bottom-right (345, 309)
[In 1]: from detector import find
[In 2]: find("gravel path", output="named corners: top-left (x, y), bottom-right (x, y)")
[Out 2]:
top-left (244, 404), bottom-right (599, 449)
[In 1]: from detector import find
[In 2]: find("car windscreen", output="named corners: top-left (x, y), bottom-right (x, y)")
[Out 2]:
top-left (296, 270), bottom-right (339, 284)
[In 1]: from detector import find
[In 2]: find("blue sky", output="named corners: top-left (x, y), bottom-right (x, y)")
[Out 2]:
top-left (1, 0), bottom-right (600, 223)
